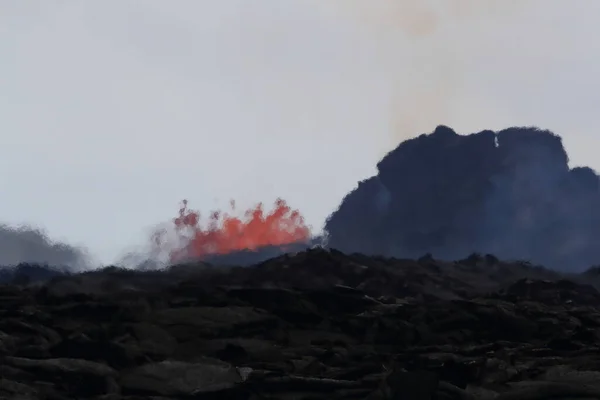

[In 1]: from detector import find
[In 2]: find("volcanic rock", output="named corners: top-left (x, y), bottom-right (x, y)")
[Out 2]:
top-left (2, 249), bottom-right (600, 398)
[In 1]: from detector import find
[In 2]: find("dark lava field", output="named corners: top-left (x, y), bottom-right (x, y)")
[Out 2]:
top-left (3, 249), bottom-right (600, 399)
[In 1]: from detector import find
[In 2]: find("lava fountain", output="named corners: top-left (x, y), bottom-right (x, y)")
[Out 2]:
top-left (154, 198), bottom-right (312, 263)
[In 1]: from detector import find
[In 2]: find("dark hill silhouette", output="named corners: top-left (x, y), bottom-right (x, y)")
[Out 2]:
top-left (325, 125), bottom-right (600, 271)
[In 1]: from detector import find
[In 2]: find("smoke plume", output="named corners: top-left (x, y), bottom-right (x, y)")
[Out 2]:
top-left (325, 125), bottom-right (600, 272)
top-left (312, 0), bottom-right (531, 148)
top-left (0, 224), bottom-right (90, 269)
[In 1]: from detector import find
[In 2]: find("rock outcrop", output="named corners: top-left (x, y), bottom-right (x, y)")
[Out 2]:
top-left (3, 249), bottom-right (600, 399)
top-left (326, 126), bottom-right (600, 271)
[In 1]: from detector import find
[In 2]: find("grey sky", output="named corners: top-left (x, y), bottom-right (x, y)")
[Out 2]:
top-left (2, 1), bottom-right (600, 266)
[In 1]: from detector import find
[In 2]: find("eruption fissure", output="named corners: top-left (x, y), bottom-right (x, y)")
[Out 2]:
top-left (156, 198), bottom-right (311, 263)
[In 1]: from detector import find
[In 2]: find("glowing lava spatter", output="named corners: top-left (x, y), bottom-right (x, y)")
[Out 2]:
top-left (161, 198), bottom-right (311, 262)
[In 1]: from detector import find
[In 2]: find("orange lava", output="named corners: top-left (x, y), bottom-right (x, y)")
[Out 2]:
top-left (161, 198), bottom-right (311, 262)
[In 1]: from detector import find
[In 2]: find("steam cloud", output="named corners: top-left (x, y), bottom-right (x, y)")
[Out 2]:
top-left (0, 224), bottom-right (90, 270)
top-left (312, 0), bottom-right (532, 148)
top-left (325, 125), bottom-right (600, 272)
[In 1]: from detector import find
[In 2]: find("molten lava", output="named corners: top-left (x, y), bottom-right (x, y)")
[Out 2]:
top-left (161, 198), bottom-right (311, 262)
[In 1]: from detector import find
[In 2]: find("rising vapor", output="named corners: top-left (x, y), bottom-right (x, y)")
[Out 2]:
top-left (0, 224), bottom-right (91, 270)
top-left (310, 0), bottom-right (532, 147)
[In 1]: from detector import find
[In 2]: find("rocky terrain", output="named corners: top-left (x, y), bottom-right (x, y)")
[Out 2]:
top-left (3, 249), bottom-right (600, 399)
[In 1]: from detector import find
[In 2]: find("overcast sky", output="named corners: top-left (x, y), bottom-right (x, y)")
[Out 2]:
top-left (2, 1), bottom-right (600, 266)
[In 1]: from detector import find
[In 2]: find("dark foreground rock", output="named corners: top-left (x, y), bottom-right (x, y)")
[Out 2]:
top-left (2, 249), bottom-right (600, 399)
